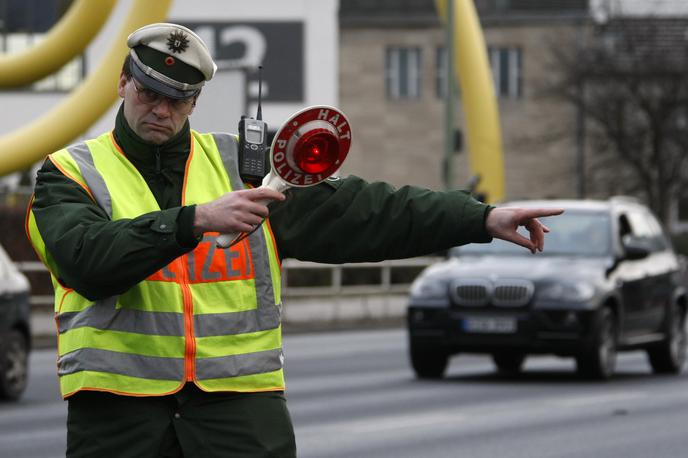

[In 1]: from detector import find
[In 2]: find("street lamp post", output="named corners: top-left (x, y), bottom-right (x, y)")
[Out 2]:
top-left (443, 0), bottom-right (455, 191)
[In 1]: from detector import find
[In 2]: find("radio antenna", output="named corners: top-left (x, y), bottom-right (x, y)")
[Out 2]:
top-left (257, 66), bottom-right (263, 121)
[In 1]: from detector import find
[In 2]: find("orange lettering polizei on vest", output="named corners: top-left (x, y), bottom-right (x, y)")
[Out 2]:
top-left (147, 233), bottom-right (253, 283)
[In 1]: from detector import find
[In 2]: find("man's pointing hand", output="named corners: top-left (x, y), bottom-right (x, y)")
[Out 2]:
top-left (485, 207), bottom-right (565, 254)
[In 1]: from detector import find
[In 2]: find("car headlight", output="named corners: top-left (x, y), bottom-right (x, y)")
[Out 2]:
top-left (538, 282), bottom-right (595, 302)
top-left (410, 278), bottom-right (447, 300)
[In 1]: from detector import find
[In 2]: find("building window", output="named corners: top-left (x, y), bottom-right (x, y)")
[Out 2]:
top-left (2, 33), bottom-right (84, 91)
top-left (489, 0), bottom-right (588, 13)
top-left (436, 46), bottom-right (448, 98)
top-left (0, 0), bottom-right (84, 92)
top-left (488, 46), bottom-right (522, 99)
top-left (385, 46), bottom-right (421, 99)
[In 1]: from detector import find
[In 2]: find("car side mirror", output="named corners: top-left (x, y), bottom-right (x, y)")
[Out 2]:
top-left (623, 239), bottom-right (650, 260)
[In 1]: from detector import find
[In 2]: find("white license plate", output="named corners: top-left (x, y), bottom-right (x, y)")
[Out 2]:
top-left (462, 317), bottom-right (516, 334)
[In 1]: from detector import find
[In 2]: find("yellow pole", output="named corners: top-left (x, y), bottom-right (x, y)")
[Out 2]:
top-left (0, 0), bottom-right (173, 177)
top-left (435, 0), bottom-right (505, 203)
top-left (0, 0), bottom-right (117, 87)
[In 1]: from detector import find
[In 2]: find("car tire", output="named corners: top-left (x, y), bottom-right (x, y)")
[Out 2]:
top-left (492, 352), bottom-right (526, 375)
top-left (647, 303), bottom-right (687, 374)
top-left (409, 341), bottom-right (448, 379)
top-left (0, 329), bottom-right (30, 401)
top-left (576, 307), bottom-right (617, 380)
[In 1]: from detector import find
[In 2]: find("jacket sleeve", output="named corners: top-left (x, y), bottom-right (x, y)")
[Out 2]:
top-left (268, 175), bottom-right (493, 263)
top-left (31, 159), bottom-right (199, 300)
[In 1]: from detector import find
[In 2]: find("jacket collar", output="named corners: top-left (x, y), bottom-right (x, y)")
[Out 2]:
top-left (112, 103), bottom-right (191, 174)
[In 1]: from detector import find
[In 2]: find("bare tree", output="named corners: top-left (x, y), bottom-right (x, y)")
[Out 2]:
top-left (548, 11), bottom-right (688, 224)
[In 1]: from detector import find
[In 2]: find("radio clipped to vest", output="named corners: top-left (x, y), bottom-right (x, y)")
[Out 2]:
top-left (238, 66), bottom-right (270, 186)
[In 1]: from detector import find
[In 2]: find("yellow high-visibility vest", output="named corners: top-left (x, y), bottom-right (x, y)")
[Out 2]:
top-left (26, 131), bottom-right (284, 398)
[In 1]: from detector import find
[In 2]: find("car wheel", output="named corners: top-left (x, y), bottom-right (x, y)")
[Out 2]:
top-left (0, 329), bottom-right (30, 401)
top-left (647, 303), bottom-right (687, 374)
top-left (576, 307), bottom-right (617, 380)
top-left (409, 340), bottom-right (449, 379)
top-left (492, 352), bottom-right (526, 375)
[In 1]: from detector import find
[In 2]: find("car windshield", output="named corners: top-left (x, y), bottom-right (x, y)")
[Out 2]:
top-left (455, 210), bottom-right (612, 257)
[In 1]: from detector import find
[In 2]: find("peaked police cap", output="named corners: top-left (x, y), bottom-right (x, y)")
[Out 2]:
top-left (127, 23), bottom-right (217, 99)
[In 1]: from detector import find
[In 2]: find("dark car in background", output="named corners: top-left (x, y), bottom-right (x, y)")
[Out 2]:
top-left (407, 198), bottom-right (688, 380)
top-left (0, 242), bottom-right (31, 400)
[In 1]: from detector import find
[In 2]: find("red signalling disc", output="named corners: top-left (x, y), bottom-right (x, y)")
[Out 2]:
top-left (270, 105), bottom-right (352, 187)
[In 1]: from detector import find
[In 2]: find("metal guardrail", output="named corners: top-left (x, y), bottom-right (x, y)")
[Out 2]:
top-left (281, 257), bottom-right (438, 297)
top-left (17, 257), bottom-right (441, 307)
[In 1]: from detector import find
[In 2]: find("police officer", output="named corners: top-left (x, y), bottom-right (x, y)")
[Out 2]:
top-left (27, 23), bottom-right (561, 458)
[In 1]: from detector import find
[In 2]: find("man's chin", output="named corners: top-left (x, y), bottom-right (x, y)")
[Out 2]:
top-left (142, 130), bottom-right (172, 145)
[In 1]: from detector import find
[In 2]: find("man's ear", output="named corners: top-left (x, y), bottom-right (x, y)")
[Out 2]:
top-left (117, 73), bottom-right (128, 98)
top-left (188, 90), bottom-right (201, 115)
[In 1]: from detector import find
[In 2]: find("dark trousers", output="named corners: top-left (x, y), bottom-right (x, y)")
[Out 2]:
top-left (66, 384), bottom-right (296, 458)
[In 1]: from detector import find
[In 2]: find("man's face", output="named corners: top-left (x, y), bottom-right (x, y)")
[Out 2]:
top-left (118, 74), bottom-right (196, 145)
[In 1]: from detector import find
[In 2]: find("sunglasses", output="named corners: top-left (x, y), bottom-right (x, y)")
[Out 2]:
top-left (131, 80), bottom-right (195, 112)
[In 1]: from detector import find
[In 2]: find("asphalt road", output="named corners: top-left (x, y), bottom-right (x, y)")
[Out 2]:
top-left (1, 328), bottom-right (688, 458)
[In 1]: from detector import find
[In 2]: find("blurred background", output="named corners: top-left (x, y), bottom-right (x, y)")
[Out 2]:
top-left (3, 1), bottom-right (688, 457)
top-left (0, 0), bottom-right (687, 344)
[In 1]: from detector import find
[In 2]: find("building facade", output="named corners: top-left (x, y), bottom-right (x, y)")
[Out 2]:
top-left (338, 0), bottom-right (588, 202)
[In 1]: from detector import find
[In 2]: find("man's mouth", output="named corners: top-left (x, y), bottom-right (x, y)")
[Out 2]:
top-left (145, 122), bottom-right (170, 132)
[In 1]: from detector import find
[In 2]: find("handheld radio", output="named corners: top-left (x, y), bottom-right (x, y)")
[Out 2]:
top-left (238, 66), bottom-right (270, 185)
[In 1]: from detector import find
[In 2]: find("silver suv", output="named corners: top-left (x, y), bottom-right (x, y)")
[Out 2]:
top-left (0, 242), bottom-right (31, 400)
top-left (407, 198), bottom-right (688, 380)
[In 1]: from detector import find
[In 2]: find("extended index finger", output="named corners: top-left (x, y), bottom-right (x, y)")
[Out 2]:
top-left (242, 187), bottom-right (286, 202)
top-left (518, 208), bottom-right (565, 220)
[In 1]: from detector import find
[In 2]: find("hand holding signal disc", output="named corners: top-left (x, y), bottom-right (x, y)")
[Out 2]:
top-left (216, 105), bottom-right (352, 248)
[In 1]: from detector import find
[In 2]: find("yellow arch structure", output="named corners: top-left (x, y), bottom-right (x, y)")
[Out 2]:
top-left (0, 0), bottom-right (172, 177)
top-left (0, 0), bottom-right (117, 87)
top-left (436, 0), bottom-right (505, 203)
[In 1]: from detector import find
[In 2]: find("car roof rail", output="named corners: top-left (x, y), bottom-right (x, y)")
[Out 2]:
top-left (609, 195), bottom-right (642, 204)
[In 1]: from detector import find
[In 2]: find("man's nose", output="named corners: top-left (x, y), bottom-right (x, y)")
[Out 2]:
top-left (152, 97), bottom-right (173, 116)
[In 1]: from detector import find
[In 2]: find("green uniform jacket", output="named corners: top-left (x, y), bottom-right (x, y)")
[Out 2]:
top-left (31, 106), bottom-right (493, 301)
